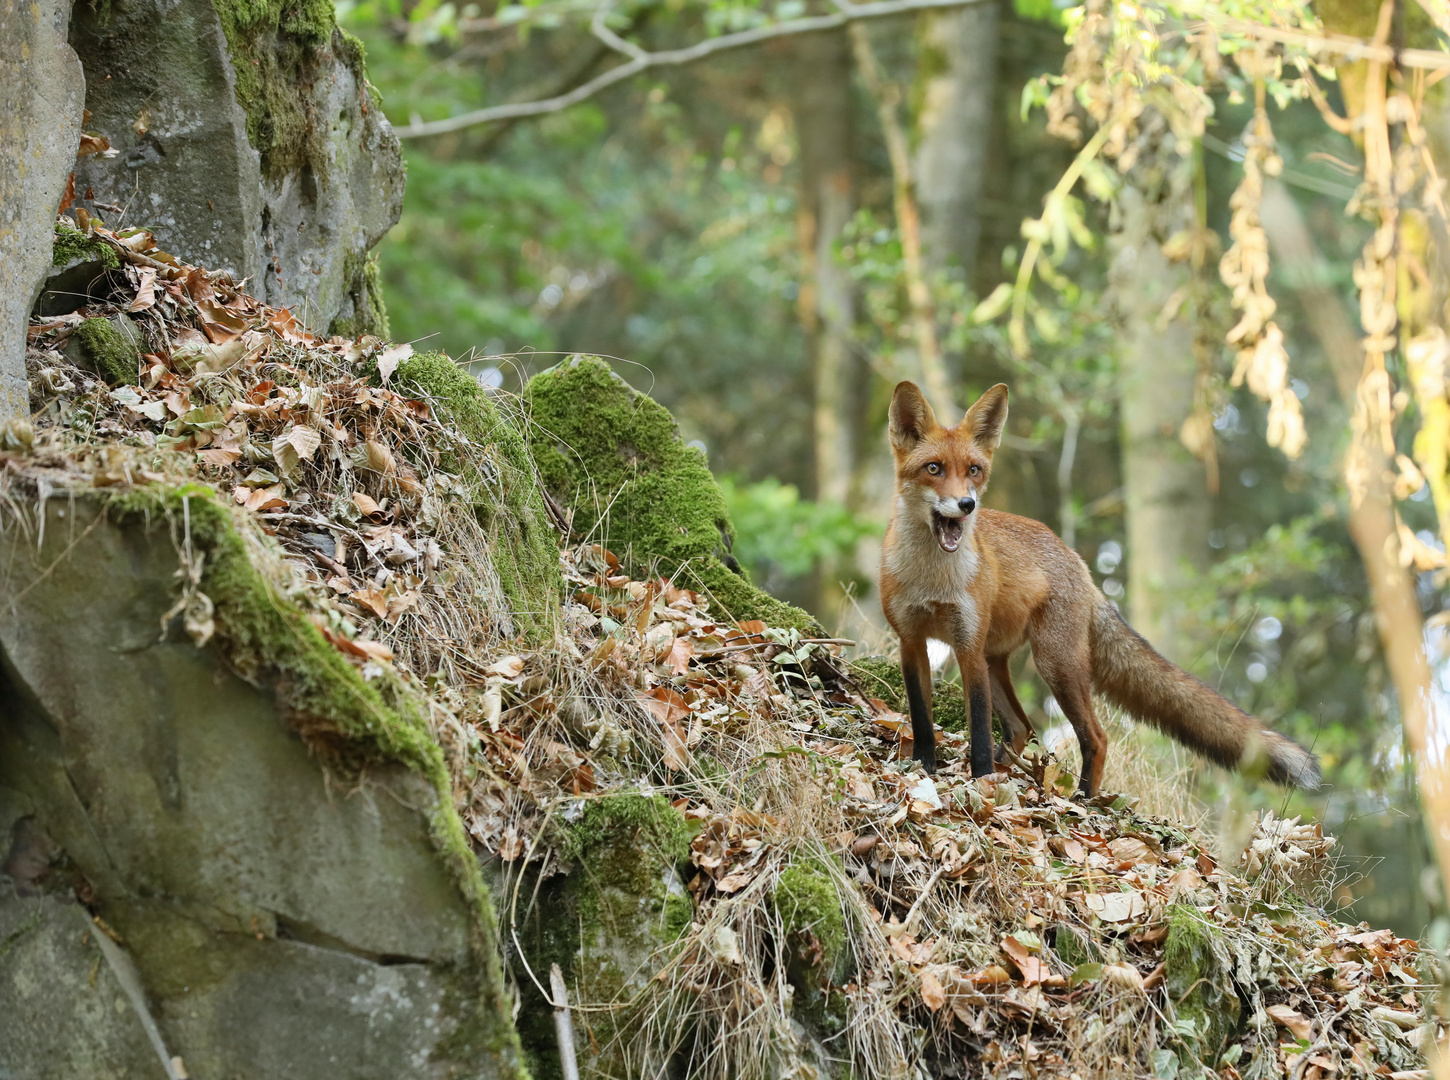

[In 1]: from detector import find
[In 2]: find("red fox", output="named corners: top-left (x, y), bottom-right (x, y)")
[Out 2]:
top-left (878, 380), bottom-right (1321, 796)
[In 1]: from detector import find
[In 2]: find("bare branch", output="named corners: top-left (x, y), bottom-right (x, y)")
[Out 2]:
top-left (397, 0), bottom-right (989, 139)
top-left (591, 1), bottom-right (648, 61)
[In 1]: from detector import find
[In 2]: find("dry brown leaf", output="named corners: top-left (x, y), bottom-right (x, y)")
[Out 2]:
top-left (376, 343), bottom-right (413, 384)
top-left (1001, 936), bottom-right (1052, 987)
top-left (1267, 1003), bottom-right (1314, 1041)
top-left (485, 656), bottom-right (525, 679)
top-left (1081, 890), bottom-right (1146, 924)
top-left (920, 967), bottom-right (947, 1011)
top-left (351, 588), bottom-right (390, 619)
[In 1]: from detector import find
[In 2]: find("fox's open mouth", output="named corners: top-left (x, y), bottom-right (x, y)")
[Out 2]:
top-left (931, 511), bottom-right (965, 553)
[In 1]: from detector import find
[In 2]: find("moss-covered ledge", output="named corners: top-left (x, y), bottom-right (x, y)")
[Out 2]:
top-left (523, 356), bottom-right (822, 634)
top-left (376, 350), bottom-right (565, 643)
top-left (103, 484), bottom-right (528, 1071)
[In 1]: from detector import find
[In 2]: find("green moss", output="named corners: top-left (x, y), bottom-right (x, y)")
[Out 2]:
top-left (70, 318), bottom-right (139, 385)
top-left (773, 855), bottom-right (851, 1035)
top-left (1163, 903), bottom-right (1241, 1068)
top-left (850, 654), bottom-right (968, 733)
top-left (1051, 923), bottom-right (1101, 968)
top-left (212, 0), bottom-right (361, 179)
top-left (510, 794), bottom-right (696, 1078)
top-left (774, 858), bottom-right (847, 969)
top-left (330, 251), bottom-right (390, 339)
top-left (523, 356), bottom-right (821, 633)
top-left (106, 485), bottom-right (526, 1075)
top-left (52, 223), bottom-right (119, 269)
top-left (385, 351), bottom-right (562, 643)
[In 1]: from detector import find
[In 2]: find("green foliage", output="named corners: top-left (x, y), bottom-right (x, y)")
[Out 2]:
top-left (717, 475), bottom-right (878, 581)
top-left (1175, 511), bottom-right (1381, 783)
top-left (336, 12), bottom-right (813, 484)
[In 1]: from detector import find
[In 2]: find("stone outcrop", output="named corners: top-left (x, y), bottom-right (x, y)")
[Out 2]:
top-left (0, 0), bottom-right (85, 418)
top-left (0, 497), bottom-right (522, 1078)
top-left (68, 0), bottom-right (403, 336)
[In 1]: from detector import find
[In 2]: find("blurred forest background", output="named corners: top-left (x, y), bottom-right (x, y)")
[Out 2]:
top-left (336, 0), bottom-right (1450, 937)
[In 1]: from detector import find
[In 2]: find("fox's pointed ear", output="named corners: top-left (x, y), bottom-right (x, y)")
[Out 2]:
top-left (889, 381), bottom-right (940, 451)
top-left (963, 383), bottom-right (1009, 452)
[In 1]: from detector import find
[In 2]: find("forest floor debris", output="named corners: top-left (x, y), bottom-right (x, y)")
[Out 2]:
top-left (2, 217), bottom-right (1438, 1079)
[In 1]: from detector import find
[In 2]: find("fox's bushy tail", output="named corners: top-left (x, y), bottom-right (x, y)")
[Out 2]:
top-left (1089, 601), bottom-right (1321, 789)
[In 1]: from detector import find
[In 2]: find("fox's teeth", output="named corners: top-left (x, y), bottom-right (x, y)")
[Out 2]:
top-left (931, 511), bottom-right (964, 552)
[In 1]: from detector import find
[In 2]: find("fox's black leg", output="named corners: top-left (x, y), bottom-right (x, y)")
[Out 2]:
top-left (967, 669), bottom-right (993, 778)
top-left (951, 646), bottom-right (994, 779)
top-left (899, 635), bottom-right (936, 773)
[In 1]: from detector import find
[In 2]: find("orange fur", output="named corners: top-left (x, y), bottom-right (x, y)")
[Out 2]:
top-left (878, 381), bottom-right (1320, 795)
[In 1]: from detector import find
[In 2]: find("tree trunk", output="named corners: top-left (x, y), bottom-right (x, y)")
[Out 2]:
top-left (791, 29), bottom-right (856, 507)
top-left (1110, 171), bottom-right (1210, 664)
top-left (914, 1), bottom-right (999, 284)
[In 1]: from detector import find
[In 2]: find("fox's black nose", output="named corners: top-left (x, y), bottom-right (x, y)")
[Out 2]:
top-left (959, 497), bottom-right (976, 514)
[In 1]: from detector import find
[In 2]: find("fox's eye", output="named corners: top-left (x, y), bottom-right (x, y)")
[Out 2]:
top-left (925, 462), bottom-right (943, 475)
top-left (969, 464), bottom-right (981, 477)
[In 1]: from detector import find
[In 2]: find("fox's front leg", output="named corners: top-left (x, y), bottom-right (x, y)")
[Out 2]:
top-left (955, 648), bottom-right (993, 778)
top-left (899, 633), bottom-right (936, 774)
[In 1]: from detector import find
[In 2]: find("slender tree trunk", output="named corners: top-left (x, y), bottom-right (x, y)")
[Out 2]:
top-left (914, 1), bottom-right (999, 283)
top-left (849, 22), bottom-right (949, 414)
top-left (792, 29), bottom-right (856, 507)
top-left (1110, 165), bottom-right (1210, 664)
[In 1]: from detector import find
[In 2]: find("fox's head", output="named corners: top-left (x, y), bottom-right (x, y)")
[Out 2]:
top-left (888, 381), bottom-right (1009, 553)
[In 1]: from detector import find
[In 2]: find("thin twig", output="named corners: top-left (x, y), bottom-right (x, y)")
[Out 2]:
top-left (551, 963), bottom-right (582, 1080)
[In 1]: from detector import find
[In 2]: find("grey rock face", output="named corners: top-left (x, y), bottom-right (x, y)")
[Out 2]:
top-left (0, 0), bottom-right (85, 419)
top-left (0, 501), bottom-right (516, 1078)
top-left (68, 0), bottom-right (402, 334)
top-left (69, 0), bottom-right (265, 287)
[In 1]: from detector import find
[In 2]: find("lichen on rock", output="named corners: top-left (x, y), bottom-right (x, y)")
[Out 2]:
top-left (212, 0), bottom-right (356, 180)
top-left (330, 250), bottom-right (390, 339)
top-left (523, 355), bottom-right (821, 633)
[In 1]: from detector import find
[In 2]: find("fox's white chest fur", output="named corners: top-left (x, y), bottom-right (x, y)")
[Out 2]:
top-left (885, 503), bottom-right (981, 642)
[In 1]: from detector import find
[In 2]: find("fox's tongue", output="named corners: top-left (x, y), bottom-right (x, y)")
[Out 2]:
top-left (933, 513), bottom-right (964, 553)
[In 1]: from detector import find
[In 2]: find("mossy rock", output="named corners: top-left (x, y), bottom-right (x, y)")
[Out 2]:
top-left (329, 250), bottom-right (390, 339)
top-left (65, 317), bottom-right (140, 385)
top-left (212, 0), bottom-right (363, 180)
top-left (1, 489), bottom-right (526, 1076)
top-left (1163, 903), bottom-right (1242, 1068)
top-left (508, 793), bottom-right (696, 1079)
top-left (385, 351), bottom-right (563, 643)
top-left (523, 356), bottom-right (821, 633)
top-left (850, 654), bottom-right (968, 733)
top-left (773, 855), bottom-right (853, 1036)
top-left (52, 222), bottom-right (119, 270)
top-left (37, 224), bottom-right (124, 317)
